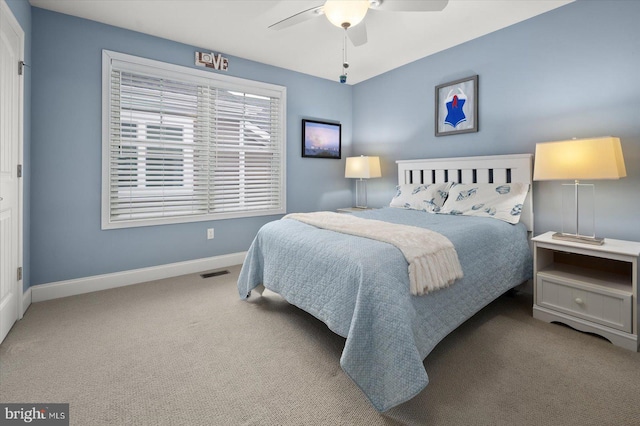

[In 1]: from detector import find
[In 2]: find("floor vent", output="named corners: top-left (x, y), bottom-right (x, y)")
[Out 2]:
top-left (200, 270), bottom-right (230, 279)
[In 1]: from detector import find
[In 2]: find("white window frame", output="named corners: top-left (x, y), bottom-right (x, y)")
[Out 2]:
top-left (101, 50), bottom-right (287, 229)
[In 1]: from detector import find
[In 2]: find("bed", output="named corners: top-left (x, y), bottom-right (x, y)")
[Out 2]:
top-left (237, 154), bottom-right (534, 412)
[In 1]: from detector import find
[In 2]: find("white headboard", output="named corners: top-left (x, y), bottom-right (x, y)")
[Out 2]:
top-left (396, 154), bottom-right (534, 232)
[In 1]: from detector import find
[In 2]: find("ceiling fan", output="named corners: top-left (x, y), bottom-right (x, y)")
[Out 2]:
top-left (269, 0), bottom-right (450, 47)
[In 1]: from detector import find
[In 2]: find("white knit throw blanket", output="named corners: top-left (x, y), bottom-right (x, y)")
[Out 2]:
top-left (284, 212), bottom-right (463, 296)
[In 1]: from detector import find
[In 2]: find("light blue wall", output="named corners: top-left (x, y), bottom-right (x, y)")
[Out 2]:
top-left (353, 0), bottom-right (640, 242)
top-left (23, 0), bottom-right (640, 287)
top-left (5, 0), bottom-right (31, 290)
top-left (29, 8), bottom-right (353, 285)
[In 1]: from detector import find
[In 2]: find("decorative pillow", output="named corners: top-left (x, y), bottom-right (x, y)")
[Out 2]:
top-left (440, 183), bottom-right (530, 224)
top-left (389, 182), bottom-right (452, 213)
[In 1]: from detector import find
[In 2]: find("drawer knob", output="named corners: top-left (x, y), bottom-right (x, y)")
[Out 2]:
top-left (575, 297), bottom-right (584, 305)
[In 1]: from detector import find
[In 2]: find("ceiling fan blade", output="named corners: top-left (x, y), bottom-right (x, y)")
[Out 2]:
top-left (348, 22), bottom-right (368, 46)
top-left (371, 0), bottom-right (449, 12)
top-left (269, 5), bottom-right (324, 31)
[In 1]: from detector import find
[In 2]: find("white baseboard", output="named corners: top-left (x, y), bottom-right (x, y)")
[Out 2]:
top-left (30, 252), bottom-right (246, 303)
top-left (21, 286), bottom-right (32, 317)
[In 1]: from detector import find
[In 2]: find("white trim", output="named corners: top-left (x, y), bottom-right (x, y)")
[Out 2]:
top-left (1, 0), bottom-right (25, 322)
top-left (30, 252), bottom-right (246, 302)
top-left (22, 286), bottom-right (31, 316)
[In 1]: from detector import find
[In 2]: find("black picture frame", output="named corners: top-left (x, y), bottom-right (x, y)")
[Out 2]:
top-left (301, 119), bottom-right (341, 159)
top-left (435, 75), bottom-right (478, 136)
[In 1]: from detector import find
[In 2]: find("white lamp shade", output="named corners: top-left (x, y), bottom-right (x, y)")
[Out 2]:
top-left (324, 0), bottom-right (370, 28)
top-left (533, 136), bottom-right (626, 181)
top-left (345, 156), bottom-right (381, 179)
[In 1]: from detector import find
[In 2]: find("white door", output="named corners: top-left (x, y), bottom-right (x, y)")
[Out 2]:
top-left (0, 0), bottom-right (24, 344)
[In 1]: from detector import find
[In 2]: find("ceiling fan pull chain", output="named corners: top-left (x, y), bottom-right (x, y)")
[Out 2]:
top-left (340, 30), bottom-right (349, 84)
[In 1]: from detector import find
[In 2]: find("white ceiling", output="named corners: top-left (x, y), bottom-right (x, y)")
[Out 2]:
top-left (29, 0), bottom-right (573, 85)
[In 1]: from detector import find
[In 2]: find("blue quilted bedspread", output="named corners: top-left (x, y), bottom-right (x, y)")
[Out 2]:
top-left (237, 207), bottom-right (532, 411)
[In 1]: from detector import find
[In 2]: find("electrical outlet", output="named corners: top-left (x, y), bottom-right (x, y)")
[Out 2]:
top-left (207, 228), bottom-right (214, 239)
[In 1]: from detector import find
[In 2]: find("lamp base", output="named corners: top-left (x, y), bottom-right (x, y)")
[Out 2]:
top-left (355, 179), bottom-right (368, 209)
top-left (552, 232), bottom-right (604, 246)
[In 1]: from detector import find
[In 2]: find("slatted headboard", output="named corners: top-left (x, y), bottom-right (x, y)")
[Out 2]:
top-left (396, 154), bottom-right (534, 232)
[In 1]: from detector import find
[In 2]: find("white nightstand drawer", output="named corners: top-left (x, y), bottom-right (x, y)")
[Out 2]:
top-left (536, 273), bottom-right (632, 333)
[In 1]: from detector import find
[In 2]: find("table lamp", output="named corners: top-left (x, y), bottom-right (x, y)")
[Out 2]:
top-left (533, 136), bottom-right (626, 245)
top-left (345, 155), bottom-right (381, 208)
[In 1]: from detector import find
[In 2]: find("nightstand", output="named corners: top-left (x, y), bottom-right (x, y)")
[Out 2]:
top-left (532, 231), bottom-right (640, 351)
top-left (336, 207), bottom-right (375, 213)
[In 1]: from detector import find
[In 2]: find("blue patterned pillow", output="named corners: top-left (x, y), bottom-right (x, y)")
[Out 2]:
top-left (439, 183), bottom-right (529, 224)
top-left (389, 183), bottom-right (452, 213)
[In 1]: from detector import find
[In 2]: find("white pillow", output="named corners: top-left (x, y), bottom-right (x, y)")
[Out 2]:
top-left (440, 183), bottom-right (529, 224)
top-left (390, 182), bottom-right (452, 213)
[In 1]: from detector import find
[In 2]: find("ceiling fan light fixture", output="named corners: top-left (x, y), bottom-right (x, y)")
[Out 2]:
top-left (324, 0), bottom-right (370, 29)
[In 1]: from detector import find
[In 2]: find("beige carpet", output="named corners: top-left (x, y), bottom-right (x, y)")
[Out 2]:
top-left (1, 265), bottom-right (639, 425)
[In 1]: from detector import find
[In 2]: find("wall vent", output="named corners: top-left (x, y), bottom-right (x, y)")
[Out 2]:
top-left (200, 270), bottom-right (230, 279)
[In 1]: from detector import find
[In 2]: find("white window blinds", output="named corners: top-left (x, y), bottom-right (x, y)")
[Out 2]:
top-left (102, 51), bottom-right (286, 229)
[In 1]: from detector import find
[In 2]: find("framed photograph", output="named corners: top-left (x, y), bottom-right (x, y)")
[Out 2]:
top-left (302, 119), bottom-right (341, 159)
top-left (435, 75), bottom-right (478, 136)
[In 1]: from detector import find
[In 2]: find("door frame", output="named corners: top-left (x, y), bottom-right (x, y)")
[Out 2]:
top-left (1, 0), bottom-right (25, 322)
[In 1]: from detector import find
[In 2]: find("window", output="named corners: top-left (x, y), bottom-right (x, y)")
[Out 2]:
top-left (102, 50), bottom-right (286, 229)
top-left (117, 123), bottom-right (186, 188)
